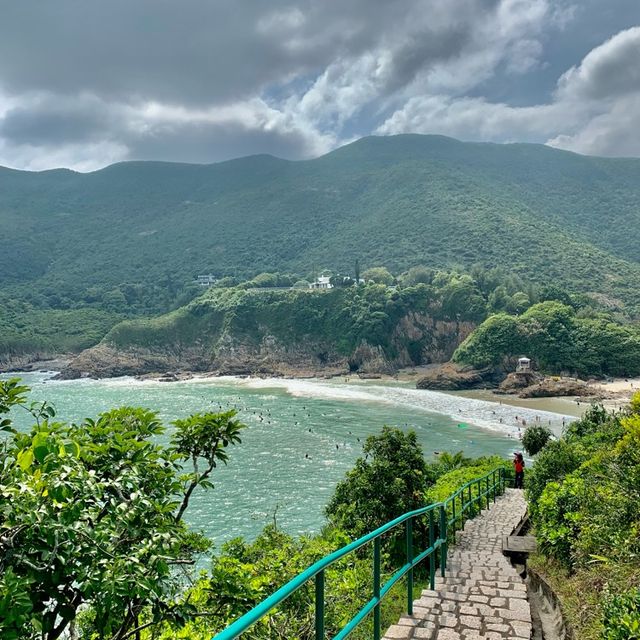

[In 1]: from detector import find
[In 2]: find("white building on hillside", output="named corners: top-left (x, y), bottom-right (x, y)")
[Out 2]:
top-left (309, 275), bottom-right (333, 290)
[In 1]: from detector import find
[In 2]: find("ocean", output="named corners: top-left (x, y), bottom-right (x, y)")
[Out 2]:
top-left (1, 372), bottom-right (574, 547)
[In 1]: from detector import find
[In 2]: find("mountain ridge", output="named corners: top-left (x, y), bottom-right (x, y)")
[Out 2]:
top-left (5, 133), bottom-right (640, 177)
top-left (2, 133), bottom-right (640, 356)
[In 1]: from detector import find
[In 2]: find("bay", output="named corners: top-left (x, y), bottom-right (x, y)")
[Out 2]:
top-left (2, 372), bottom-right (573, 547)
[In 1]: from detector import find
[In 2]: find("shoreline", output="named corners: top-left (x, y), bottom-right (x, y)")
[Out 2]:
top-left (10, 368), bottom-right (579, 442)
top-left (5, 357), bottom-right (637, 418)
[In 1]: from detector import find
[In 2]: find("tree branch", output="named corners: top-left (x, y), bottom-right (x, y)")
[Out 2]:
top-left (174, 440), bottom-right (220, 522)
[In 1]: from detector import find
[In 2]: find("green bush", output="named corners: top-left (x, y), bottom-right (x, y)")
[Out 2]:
top-left (525, 439), bottom-right (586, 516)
top-left (425, 457), bottom-right (512, 540)
top-left (535, 476), bottom-right (585, 566)
top-left (522, 425), bottom-right (552, 456)
top-left (453, 302), bottom-right (640, 377)
top-left (602, 588), bottom-right (640, 640)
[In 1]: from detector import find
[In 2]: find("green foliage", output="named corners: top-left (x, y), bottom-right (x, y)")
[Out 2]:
top-left (524, 397), bottom-right (640, 636)
top-left (425, 457), bottom-right (512, 505)
top-left (0, 300), bottom-right (122, 358)
top-left (399, 265), bottom-right (434, 286)
top-left (530, 399), bottom-right (640, 569)
top-left (454, 302), bottom-right (640, 377)
top-left (243, 272), bottom-right (296, 288)
top-left (602, 588), bottom-right (640, 639)
top-left (525, 439), bottom-right (587, 519)
top-left (325, 427), bottom-right (428, 556)
top-left (180, 526), bottom-right (370, 639)
top-left (522, 425), bottom-right (552, 456)
top-left (439, 274), bottom-right (487, 323)
top-left (103, 277), bottom-right (497, 369)
top-left (361, 267), bottom-right (394, 285)
top-left (5, 135), bottom-right (640, 357)
top-left (0, 381), bottom-right (245, 640)
top-left (453, 313), bottom-right (521, 367)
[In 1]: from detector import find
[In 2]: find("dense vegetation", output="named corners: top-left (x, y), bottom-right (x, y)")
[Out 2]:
top-left (527, 400), bottom-right (640, 639)
top-left (0, 379), bottom-right (509, 639)
top-left (103, 273), bottom-right (497, 369)
top-left (0, 378), bottom-right (244, 640)
top-left (3, 134), bottom-right (640, 357)
top-left (453, 300), bottom-right (640, 377)
top-left (89, 269), bottom-right (640, 379)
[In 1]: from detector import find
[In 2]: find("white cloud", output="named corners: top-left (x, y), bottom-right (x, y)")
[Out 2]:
top-left (556, 26), bottom-right (640, 100)
top-left (379, 24), bottom-right (640, 158)
top-left (0, 1), bottom-right (639, 168)
top-left (377, 95), bottom-right (571, 141)
top-left (548, 94), bottom-right (640, 157)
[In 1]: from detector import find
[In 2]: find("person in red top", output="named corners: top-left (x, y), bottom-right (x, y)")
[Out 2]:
top-left (513, 452), bottom-right (525, 489)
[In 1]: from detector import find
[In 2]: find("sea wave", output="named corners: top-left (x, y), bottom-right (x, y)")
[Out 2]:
top-left (235, 377), bottom-right (574, 438)
top-left (13, 371), bottom-right (575, 439)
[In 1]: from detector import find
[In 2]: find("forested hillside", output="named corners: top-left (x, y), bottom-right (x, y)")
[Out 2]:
top-left (3, 134), bottom-right (640, 356)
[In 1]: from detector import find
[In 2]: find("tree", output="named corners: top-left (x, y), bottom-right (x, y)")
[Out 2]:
top-left (435, 451), bottom-right (473, 473)
top-left (522, 425), bottom-right (552, 456)
top-left (325, 427), bottom-right (428, 558)
top-left (361, 267), bottom-right (394, 286)
top-left (440, 275), bottom-right (486, 322)
top-left (506, 291), bottom-right (530, 315)
top-left (354, 259), bottom-right (360, 285)
top-left (0, 379), bottom-right (244, 640)
top-left (402, 266), bottom-right (434, 286)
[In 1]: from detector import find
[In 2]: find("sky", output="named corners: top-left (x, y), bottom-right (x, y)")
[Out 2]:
top-left (0, 0), bottom-right (639, 171)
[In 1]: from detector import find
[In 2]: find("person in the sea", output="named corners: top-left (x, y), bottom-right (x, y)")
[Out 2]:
top-left (513, 452), bottom-right (525, 489)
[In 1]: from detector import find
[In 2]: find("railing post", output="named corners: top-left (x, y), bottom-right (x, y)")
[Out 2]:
top-left (486, 476), bottom-right (490, 510)
top-left (428, 509), bottom-right (435, 590)
top-left (406, 517), bottom-right (413, 615)
top-left (315, 570), bottom-right (325, 640)
top-left (439, 504), bottom-right (447, 577)
top-left (452, 497), bottom-right (456, 534)
top-left (373, 538), bottom-right (381, 640)
top-left (492, 471), bottom-right (496, 503)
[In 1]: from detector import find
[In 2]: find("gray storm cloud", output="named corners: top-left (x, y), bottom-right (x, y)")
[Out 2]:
top-left (0, 0), bottom-right (638, 170)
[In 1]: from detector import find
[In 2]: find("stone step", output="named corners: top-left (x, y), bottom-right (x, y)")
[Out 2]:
top-left (383, 490), bottom-right (531, 640)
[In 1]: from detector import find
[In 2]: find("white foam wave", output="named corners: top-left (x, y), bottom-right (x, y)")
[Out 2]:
top-left (232, 377), bottom-right (573, 438)
top-left (24, 372), bottom-right (575, 439)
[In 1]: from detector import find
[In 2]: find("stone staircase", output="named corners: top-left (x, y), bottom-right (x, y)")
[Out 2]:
top-left (383, 489), bottom-right (531, 640)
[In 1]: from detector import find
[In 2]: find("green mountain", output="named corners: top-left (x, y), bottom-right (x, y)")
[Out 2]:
top-left (2, 134), bottom-right (640, 356)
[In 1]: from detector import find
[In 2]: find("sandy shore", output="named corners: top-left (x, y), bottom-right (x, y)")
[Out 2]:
top-left (586, 377), bottom-right (640, 411)
top-left (385, 367), bottom-right (640, 416)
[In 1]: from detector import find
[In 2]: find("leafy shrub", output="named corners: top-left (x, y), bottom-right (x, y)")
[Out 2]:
top-left (602, 588), bottom-right (640, 639)
top-left (326, 426), bottom-right (428, 559)
top-left (425, 457), bottom-right (512, 540)
top-left (535, 478), bottom-right (583, 566)
top-left (526, 439), bottom-right (586, 516)
top-left (522, 425), bottom-right (552, 456)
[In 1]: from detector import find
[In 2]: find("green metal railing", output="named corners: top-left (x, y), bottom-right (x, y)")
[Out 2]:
top-left (212, 467), bottom-right (506, 640)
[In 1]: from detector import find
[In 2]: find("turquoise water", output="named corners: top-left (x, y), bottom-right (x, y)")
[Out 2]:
top-left (2, 373), bottom-right (572, 547)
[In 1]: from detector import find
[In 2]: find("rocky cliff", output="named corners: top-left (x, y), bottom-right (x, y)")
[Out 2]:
top-left (57, 288), bottom-right (477, 379)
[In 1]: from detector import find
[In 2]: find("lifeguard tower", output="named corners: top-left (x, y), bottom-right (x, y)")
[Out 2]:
top-left (516, 357), bottom-right (531, 373)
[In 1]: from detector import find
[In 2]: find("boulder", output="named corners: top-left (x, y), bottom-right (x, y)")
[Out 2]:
top-left (416, 362), bottom-right (498, 390)
top-left (499, 371), bottom-right (544, 392)
top-left (518, 378), bottom-right (592, 398)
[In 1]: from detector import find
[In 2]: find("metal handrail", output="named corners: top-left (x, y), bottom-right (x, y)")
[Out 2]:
top-left (212, 466), bottom-right (505, 640)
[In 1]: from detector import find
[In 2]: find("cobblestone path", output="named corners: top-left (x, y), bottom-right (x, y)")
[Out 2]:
top-left (383, 489), bottom-right (530, 640)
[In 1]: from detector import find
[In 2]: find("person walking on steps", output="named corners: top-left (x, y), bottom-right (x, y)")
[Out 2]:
top-left (513, 452), bottom-right (525, 489)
